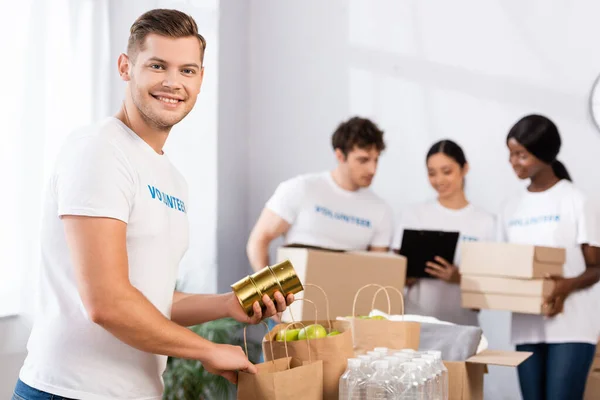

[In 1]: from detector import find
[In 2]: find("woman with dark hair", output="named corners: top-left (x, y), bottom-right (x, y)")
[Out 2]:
top-left (500, 114), bottom-right (600, 400)
top-left (392, 139), bottom-right (495, 326)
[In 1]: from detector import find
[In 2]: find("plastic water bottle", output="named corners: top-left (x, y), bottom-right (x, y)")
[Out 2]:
top-left (422, 355), bottom-right (442, 400)
top-left (339, 358), bottom-right (367, 400)
top-left (397, 361), bottom-right (422, 400)
top-left (413, 358), bottom-right (433, 400)
top-left (366, 360), bottom-right (398, 399)
top-left (374, 347), bottom-right (389, 356)
top-left (368, 350), bottom-right (383, 361)
top-left (358, 355), bottom-right (375, 379)
top-left (427, 351), bottom-right (448, 400)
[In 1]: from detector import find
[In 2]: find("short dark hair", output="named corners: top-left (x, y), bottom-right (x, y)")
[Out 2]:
top-left (331, 117), bottom-right (385, 156)
top-left (507, 114), bottom-right (571, 181)
top-left (426, 139), bottom-right (467, 168)
top-left (127, 9), bottom-right (207, 63)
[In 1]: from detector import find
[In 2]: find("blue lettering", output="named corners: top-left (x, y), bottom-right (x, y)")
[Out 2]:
top-left (148, 185), bottom-right (157, 199)
top-left (165, 195), bottom-right (174, 209)
top-left (146, 185), bottom-right (186, 213)
top-left (313, 205), bottom-right (372, 229)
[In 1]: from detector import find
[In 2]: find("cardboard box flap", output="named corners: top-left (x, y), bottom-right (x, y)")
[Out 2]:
top-left (466, 350), bottom-right (532, 367)
top-left (347, 250), bottom-right (406, 259)
top-left (534, 246), bottom-right (566, 264)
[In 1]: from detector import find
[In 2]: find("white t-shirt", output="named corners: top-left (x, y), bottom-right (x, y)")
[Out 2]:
top-left (20, 118), bottom-right (189, 400)
top-left (392, 201), bottom-right (496, 326)
top-left (266, 172), bottom-right (394, 250)
top-left (499, 180), bottom-right (600, 345)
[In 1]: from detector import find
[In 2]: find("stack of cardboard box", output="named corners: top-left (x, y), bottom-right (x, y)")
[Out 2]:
top-left (585, 341), bottom-right (600, 400)
top-left (459, 242), bottom-right (565, 314)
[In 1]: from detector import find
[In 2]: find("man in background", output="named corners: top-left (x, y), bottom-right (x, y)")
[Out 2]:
top-left (247, 116), bottom-right (394, 271)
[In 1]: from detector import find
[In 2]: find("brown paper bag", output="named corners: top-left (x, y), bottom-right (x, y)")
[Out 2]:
top-left (238, 322), bottom-right (323, 400)
top-left (350, 284), bottom-right (421, 355)
top-left (263, 294), bottom-right (354, 400)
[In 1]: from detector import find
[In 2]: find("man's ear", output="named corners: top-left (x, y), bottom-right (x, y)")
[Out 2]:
top-left (118, 53), bottom-right (131, 82)
top-left (334, 148), bottom-right (347, 163)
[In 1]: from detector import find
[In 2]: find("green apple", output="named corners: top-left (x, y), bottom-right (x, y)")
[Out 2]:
top-left (327, 330), bottom-right (341, 337)
top-left (276, 328), bottom-right (300, 342)
top-left (298, 324), bottom-right (327, 340)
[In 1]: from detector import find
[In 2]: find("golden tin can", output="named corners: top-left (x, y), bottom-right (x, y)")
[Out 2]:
top-left (231, 260), bottom-right (303, 316)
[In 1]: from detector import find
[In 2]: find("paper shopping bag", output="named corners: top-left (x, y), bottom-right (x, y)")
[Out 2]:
top-left (349, 284), bottom-right (420, 354)
top-left (237, 321), bottom-right (323, 400)
top-left (237, 357), bottom-right (323, 400)
top-left (263, 294), bottom-right (354, 400)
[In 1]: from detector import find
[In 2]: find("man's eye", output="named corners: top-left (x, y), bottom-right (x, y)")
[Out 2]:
top-left (182, 69), bottom-right (196, 75)
top-left (150, 64), bottom-right (164, 70)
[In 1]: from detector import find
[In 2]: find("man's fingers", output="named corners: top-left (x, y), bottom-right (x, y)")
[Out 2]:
top-left (250, 301), bottom-right (262, 322)
top-left (243, 361), bottom-right (258, 374)
top-left (286, 293), bottom-right (294, 306)
top-left (262, 294), bottom-right (278, 317)
top-left (273, 291), bottom-right (287, 313)
top-left (221, 370), bottom-right (238, 384)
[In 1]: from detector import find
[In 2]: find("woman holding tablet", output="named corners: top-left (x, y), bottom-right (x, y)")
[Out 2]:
top-left (499, 114), bottom-right (600, 400)
top-left (392, 139), bottom-right (495, 326)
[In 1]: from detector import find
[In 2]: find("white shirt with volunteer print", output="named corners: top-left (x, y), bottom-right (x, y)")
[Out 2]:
top-left (265, 171), bottom-right (394, 250)
top-left (392, 201), bottom-right (496, 326)
top-left (19, 117), bottom-right (189, 400)
top-left (499, 180), bottom-right (600, 345)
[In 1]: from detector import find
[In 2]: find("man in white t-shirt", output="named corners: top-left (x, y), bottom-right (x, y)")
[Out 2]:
top-left (246, 116), bottom-right (394, 272)
top-left (13, 10), bottom-right (291, 400)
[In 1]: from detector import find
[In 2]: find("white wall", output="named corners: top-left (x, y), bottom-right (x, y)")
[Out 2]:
top-left (246, 1), bottom-right (600, 399)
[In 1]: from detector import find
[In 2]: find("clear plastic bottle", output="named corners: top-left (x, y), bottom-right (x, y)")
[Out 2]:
top-left (427, 351), bottom-right (448, 400)
top-left (339, 358), bottom-right (367, 400)
top-left (413, 358), bottom-right (433, 400)
top-left (358, 355), bottom-right (376, 379)
top-left (397, 361), bottom-right (422, 400)
top-left (422, 355), bottom-right (442, 400)
top-left (366, 360), bottom-right (398, 399)
top-left (374, 347), bottom-right (389, 356)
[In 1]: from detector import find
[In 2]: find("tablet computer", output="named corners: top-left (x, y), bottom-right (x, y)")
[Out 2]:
top-left (398, 229), bottom-right (460, 278)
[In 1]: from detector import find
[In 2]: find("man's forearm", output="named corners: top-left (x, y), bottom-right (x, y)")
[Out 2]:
top-left (247, 237), bottom-right (270, 272)
top-left (93, 286), bottom-right (215, 360)
top-left (171, 292), bottom-right (232, 327)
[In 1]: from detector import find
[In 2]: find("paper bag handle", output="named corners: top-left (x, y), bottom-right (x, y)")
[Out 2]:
top-left (243, 321), bottom-right (274, 365)
top-left (371, 286), bottom-right (405, 319)
top-left (352, 284), bottom-right (392, 317)
top-left (282, 321), bottom-right (313, 364)
top-left (300, 284), bottom-right (333, 332)
top-left (289, 298), bottom-right (332, 332)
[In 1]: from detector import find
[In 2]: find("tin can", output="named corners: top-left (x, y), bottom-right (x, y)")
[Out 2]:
top-left (231, 260), bottom-right (303, 316)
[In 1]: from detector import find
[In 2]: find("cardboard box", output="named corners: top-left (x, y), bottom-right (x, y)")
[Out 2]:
top-left (461, 292), bottom-right (546, 314)
top-left (277, 247), bottom-right (406, 322)
top-left (460, 242), bottom-right (565, 278)
top-left (461, 276), bottom-right (555, 297)
top-left (444, 350), bottom-right (531, 400)
top-left (460, 276), bottom-right (555, 314)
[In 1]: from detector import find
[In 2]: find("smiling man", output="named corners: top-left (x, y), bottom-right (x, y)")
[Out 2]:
top-left (13, 9), bottom-right (291, 400)
top-left (247, 117), bottom-right (394, 274)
